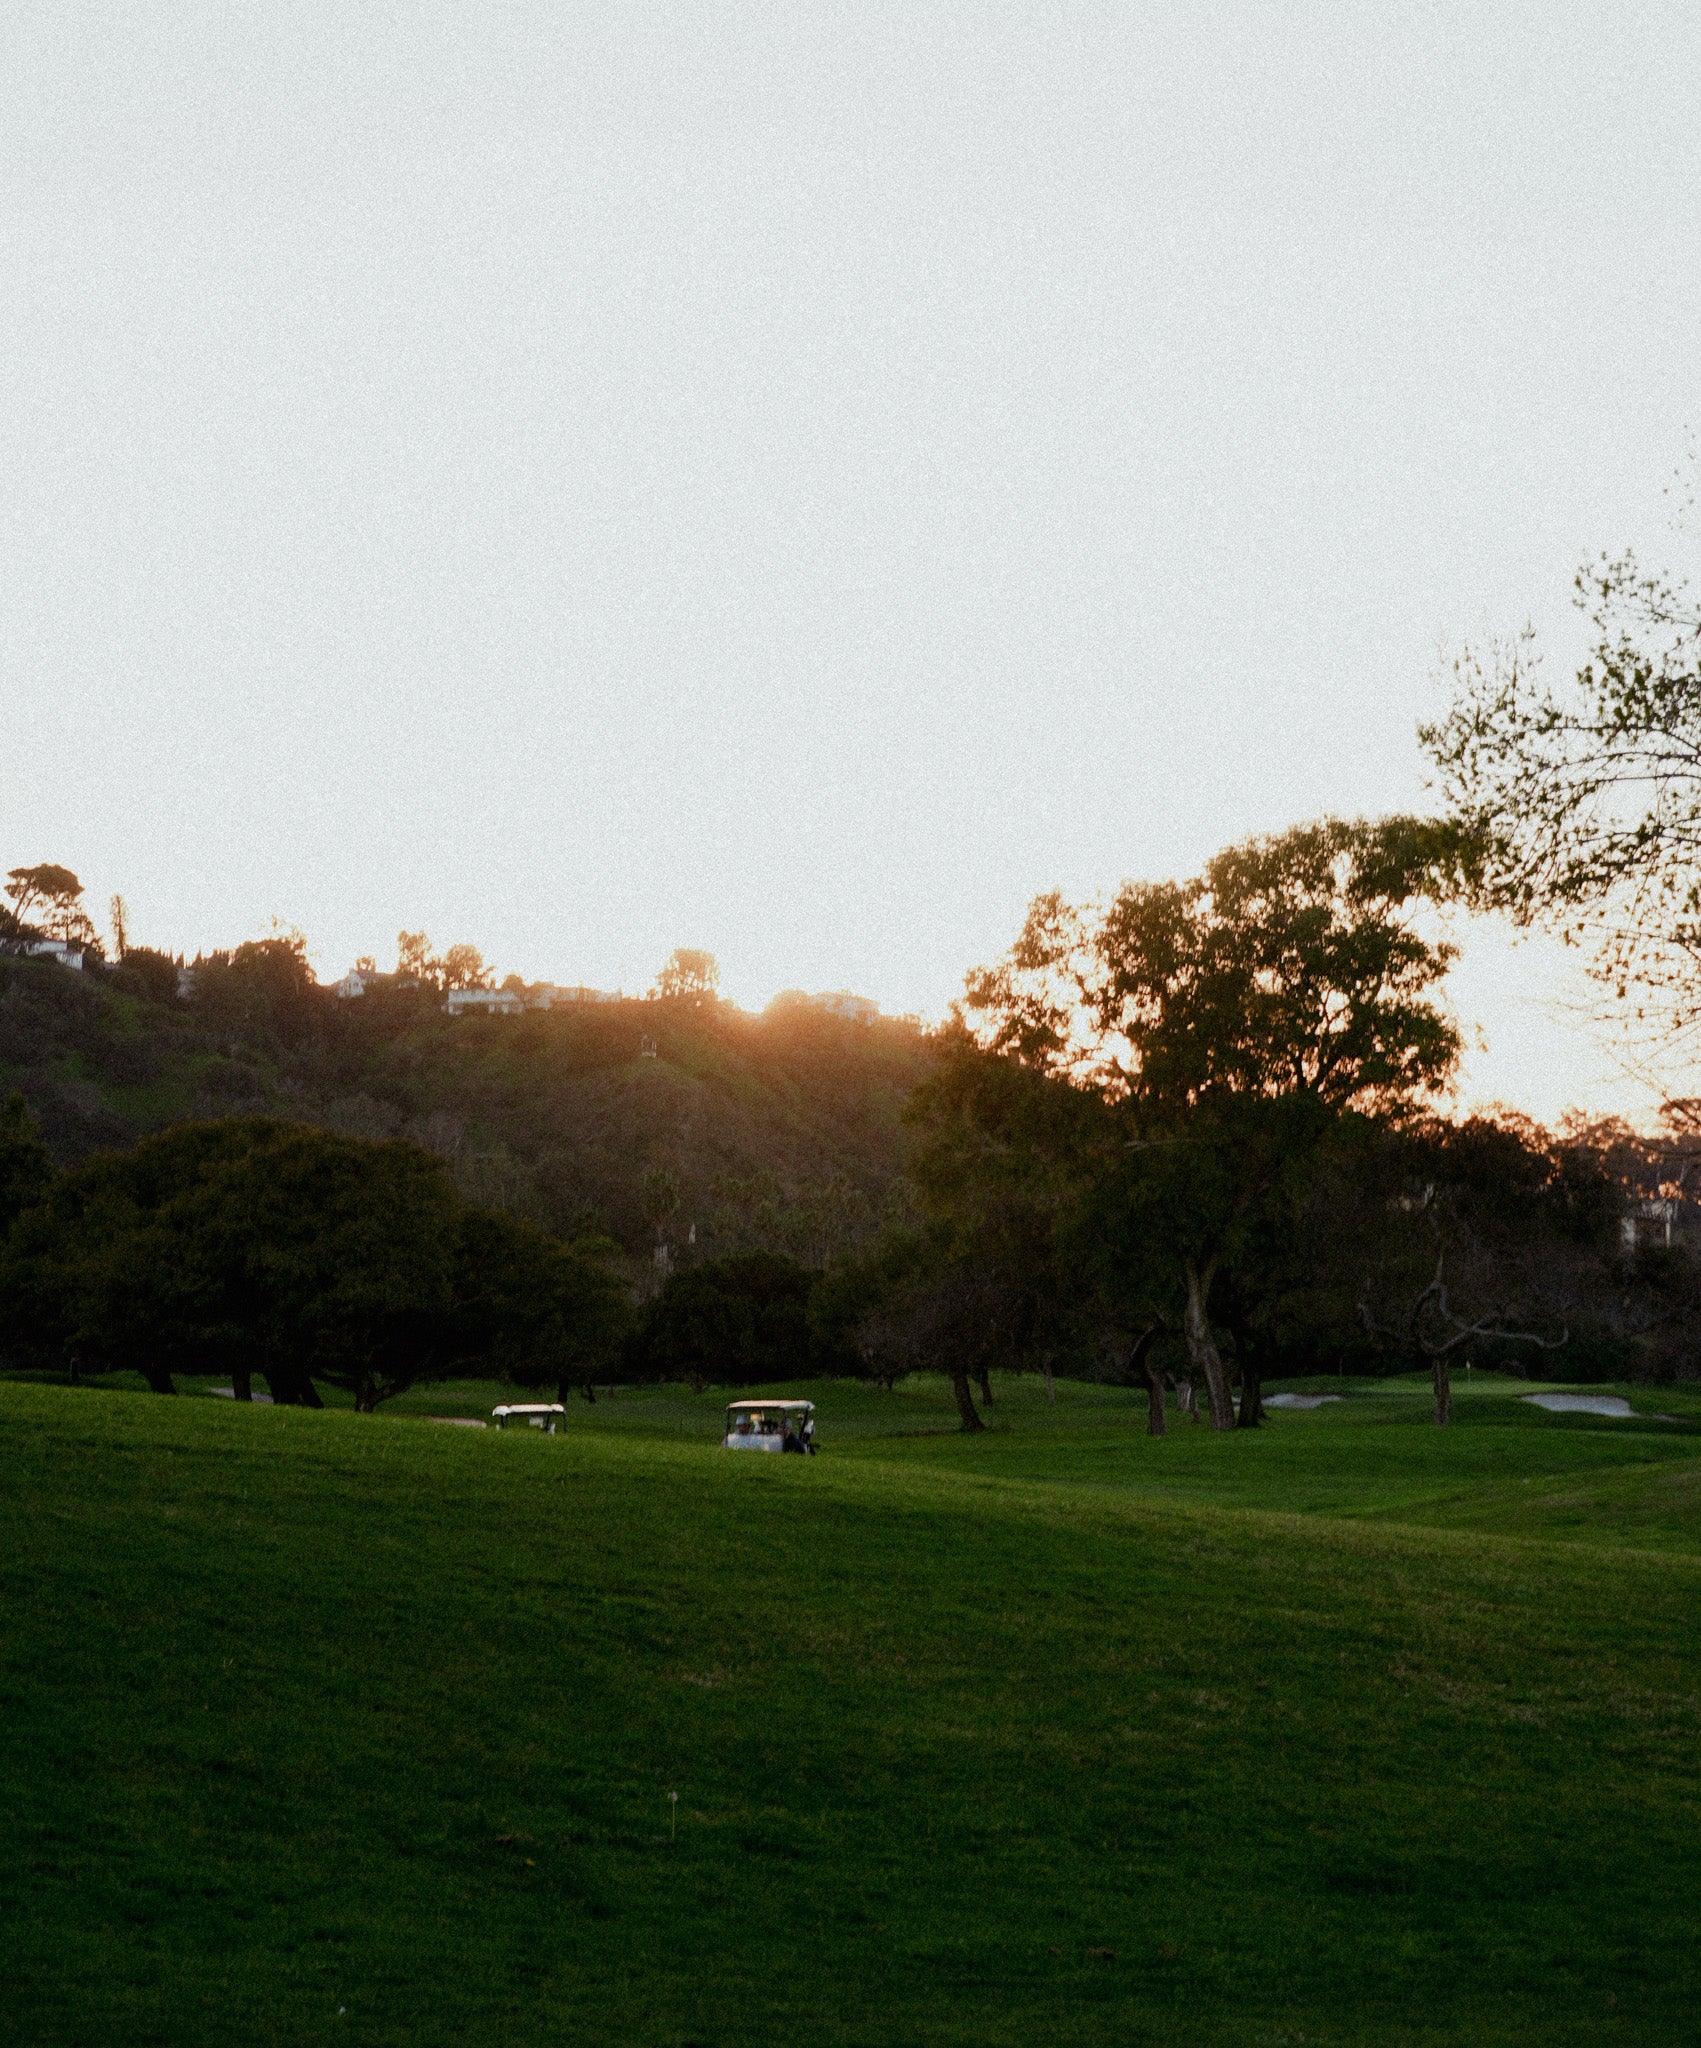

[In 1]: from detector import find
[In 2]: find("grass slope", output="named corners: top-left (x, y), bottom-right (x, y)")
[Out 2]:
top-left (2, 1374), bottom-right (1698, 2046)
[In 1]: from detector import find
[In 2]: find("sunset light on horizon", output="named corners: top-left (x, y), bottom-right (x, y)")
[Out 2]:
top-left (3, 5), bottom-right (1698, 1126)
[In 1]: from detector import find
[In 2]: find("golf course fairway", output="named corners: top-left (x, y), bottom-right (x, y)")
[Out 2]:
top-left (2, 1372), bottom-right (1697, 2046)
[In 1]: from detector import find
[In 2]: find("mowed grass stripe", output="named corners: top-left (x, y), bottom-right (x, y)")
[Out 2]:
top-left (1, 1382), bottom-right (1696, 2047)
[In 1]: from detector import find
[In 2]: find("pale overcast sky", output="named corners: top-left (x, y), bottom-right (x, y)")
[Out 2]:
top-left (2, 6), bottom-right (1698, 1121)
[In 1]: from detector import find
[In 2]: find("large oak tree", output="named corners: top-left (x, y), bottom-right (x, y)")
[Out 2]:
top-left (961, 818), bottom-right (1463, 1429)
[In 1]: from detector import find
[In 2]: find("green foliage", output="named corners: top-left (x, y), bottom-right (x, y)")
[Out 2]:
top-left (808, 1223), bottom-right (928, 1386)
top-left (0, 1119), bottom-right (629, 1410)
top-left (0, 1120), bottom-right (459, 1403)
top-left (449, 1206), bottom-right (631, 1399)
top-left (0, 949), bottom-right (932, 1262)
top-left (629, 1250), bottom-right (824, 1391)
top-left (109, 945), bottom-right (181, 1007)
top-left (956, 819), bottom-right (1467, 1426)
top-left (394, 931), bottom-right (491, 992)
top-left (0, 1091), bottom-right (52, 1238)
top-left (639, 1165), bottom-right (679, 1238)
top-left (185, 934), bottom-right (322, 1047)
top-left (965, 815), bottom-right (1463, 1113)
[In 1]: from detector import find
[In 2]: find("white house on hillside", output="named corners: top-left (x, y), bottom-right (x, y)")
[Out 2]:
top-left (334, 970), bottom-right (621, 1015)
top-left (813, 989), bottom-right (877, 1023)
top-left (25, 940), bottom-right (84, 971)
top-left (527, 983), bottom-right (621, 1008)
top-left (446, 987), bottom-right (523, 1016)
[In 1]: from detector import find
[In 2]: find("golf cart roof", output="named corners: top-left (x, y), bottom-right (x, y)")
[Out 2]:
top-left (725, 1399), bottom-right (814, 1411)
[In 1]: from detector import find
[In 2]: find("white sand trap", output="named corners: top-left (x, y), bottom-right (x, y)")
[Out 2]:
top-left (211, 1387), bottom-right (274, 1403)
top-left (1265, 1393), bottom-right (1345, 1410)
top-left (1521, 1393), bottom-right (1633, 1418)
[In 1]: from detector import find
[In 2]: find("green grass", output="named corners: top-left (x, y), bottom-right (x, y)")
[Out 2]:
top-left (2, 1373), bottom-right (1698, 2045)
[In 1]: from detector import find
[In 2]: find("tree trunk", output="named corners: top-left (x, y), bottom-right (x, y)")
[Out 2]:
top-left (950, 1372), bottom-right (985, 1432)
top-left (1041, 1356), bottom-right (1056, 1405)
top-left (264, 1369), bottom-right (322, 1408)
top-left (1183, 1257), bottom-right (1235, 1431)
top-left (1127, 1323), bottom-right (1166, 1437)
top-left (139, 1365), bottom-right (177, 1395)
top-left (975, 1363), bottom-right (994, 1405)
top-left (232, 1367), bottom-right (253, 1403)
top-left (1432, 1355), bottom-right (1452, 1427)
top-left (1235, 1353), bottom-right (1264, 1430)
top-left (1142, 1360), bottom-right (1166, 1436)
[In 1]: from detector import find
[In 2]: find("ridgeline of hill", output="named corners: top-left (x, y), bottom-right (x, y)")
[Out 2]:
top-left (0, 951), bottom-right (934, 1258)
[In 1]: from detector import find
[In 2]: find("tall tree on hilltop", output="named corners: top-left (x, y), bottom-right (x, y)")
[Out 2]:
top-left (441, 943), bottom-right (492, 991)
top-left (397, 930), bottom-right (438, 985)
top-left (653, 948), bottom-right (720, 1005)
top-left (394, 932), bottom-right (490, 993)
top-left (962, 818), bottom-right (1465, 1429)
top-left (189, 933), bottom-right (323, 1046)
top-left (6, 864), bottom-right (98, 950)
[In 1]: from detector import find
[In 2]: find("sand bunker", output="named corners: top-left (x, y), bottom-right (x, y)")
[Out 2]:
top-left (1265, 1393), bottom-right (1345, 1410)
top-left (1521, 1392), bottom-right (1633, 1418)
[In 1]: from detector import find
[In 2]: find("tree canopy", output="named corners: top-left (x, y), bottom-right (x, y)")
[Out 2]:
top-left (628, 1250), bottom-right (821, 1392)
top-left (957, 819), bottom-right (1465, 1428)
top-left (0, 1094), bottom-right (52, 1239)
top-left (394, 931), bottom-right (492, 992)
top-left (5, 864), bottom-right (98, 950)
top-left (1422, 540), bottom-right (1701, 1049)
top-left (653, 948), bottom-right (720, 1005)
top-left (0, 1118), bottom-right (627, 1409)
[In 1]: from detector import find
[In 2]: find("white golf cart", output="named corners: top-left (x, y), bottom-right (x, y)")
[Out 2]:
top-left (722, 1398), bottom-right (817, 1454)
top-left (491, 1402), bottom-right (566, 1434)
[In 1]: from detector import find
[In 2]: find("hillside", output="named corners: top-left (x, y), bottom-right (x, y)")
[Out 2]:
top-left (0, 952), bottom-right (935, 1255)
top-left (3, 1371), bottom-right (1698, 2045)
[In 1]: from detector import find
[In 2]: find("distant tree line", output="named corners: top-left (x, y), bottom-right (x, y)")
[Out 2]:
top-left (0, 1106), bottom-right (867, 1405)
top-left (0, 1112), bottom-right (630, 1408)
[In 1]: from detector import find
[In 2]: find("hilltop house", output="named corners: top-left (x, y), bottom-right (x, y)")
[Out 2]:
top-left (24, 940), bottom-right (84, 971)
top-left (527, 984), bottom-right (621, 1009)
top-left (1621, 1197), bottom-right (1680, 1251)
top-left (446, 987), bottom-right (523, 1017)
top-left (813, 989), bottom-right (878, 1023)
top-left (333, 968), bottom-right (623, 1014)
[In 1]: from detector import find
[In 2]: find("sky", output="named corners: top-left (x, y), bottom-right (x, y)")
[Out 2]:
top-left (2, 4), bottom-right (1698, 1123)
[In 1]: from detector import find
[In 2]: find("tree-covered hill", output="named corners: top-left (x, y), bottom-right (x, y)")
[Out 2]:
top-left (0, 949), bottom-right (933, 1259)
